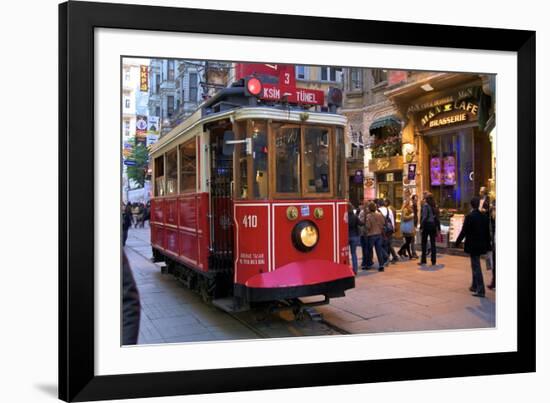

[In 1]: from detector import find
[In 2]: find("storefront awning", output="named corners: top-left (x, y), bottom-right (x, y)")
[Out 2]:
top-left (369, 115), bottom-right (401, 135)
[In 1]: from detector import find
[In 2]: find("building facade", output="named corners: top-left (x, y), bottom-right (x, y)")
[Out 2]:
top-left (148, 59), bottom-right (206, 136)
top-left (340, 67), bottom-right (496, 247)
top-left (122, 58), bottom-right (150, 202)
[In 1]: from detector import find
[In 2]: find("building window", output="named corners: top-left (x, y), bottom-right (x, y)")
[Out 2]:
top-left (124, 98), bottom-right (130, 108)
top-left (296, 65), bottom-right (306, 79)
top-left (350, 68), bottom-right (363, 90)
top-left (320, 66), bottom-right (342, 82)
top-left (155, 106), bottom-right (160, 118)
top-left (372, 69), bottom-right (388, 85)
top-left (124, 69), bottom-right (130, 82)
top-left (167, 95), bottom-right (174, 118)
top-left (168, 60), bottom-right (175, 81)
top-left (189, 72), bottom-right (198, 101)
top-left (124, 120), bottom-right (130, 137)
top-left (155, 74), bottom-right (160, 93)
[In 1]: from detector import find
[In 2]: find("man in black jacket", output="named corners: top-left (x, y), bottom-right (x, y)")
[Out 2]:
top-left (455, 197), bottom-right (492, 297)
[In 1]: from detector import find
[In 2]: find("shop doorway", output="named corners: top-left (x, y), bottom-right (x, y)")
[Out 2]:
top-left (376, 171), bottom-right (403, 208)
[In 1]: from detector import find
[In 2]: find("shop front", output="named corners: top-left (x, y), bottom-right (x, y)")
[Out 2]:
top-left (414, 85), bottom-right (493, 247)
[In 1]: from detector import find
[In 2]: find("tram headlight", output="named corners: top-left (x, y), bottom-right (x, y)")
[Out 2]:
top-left (292, 220), bottom-right (319, 252)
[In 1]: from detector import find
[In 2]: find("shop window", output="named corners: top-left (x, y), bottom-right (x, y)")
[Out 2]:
top-left (275, 126), bottom-right (301, 194)
top-left (165, 149), bottom-right (177, 195)
top-left (154, 155), bottom-right (165, 197)
top-left (426, 130), bottom-right (474, 214)
top-left (179, 139), bottom-right (196, 193)
top-left (303, 127), bottom-right (331, 194)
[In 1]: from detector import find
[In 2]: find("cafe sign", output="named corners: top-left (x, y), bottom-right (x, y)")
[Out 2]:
top-left (419, 99), bottom-right (478, 129)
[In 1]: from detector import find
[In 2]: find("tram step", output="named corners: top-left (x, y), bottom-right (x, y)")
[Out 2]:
top-left (212, 297), bottom-right (249, 313)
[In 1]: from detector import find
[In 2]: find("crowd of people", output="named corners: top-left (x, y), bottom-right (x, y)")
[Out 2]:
top-left (348, 187), bottom-right (496, 297)
top-left (122, 201), bottom-right (151, 246)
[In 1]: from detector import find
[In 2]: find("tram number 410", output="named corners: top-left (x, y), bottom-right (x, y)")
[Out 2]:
top-left (242, 215), bottom-right (258, 228)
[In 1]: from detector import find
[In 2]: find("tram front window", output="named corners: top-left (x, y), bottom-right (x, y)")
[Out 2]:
top-left (275, 127), bottom-right (301, 194)
top-left (304, 127), bottom-right (330, 194)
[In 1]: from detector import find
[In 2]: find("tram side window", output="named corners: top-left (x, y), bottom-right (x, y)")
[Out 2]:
top-left (179, 139), bottom-right (197, 193)
top-left (251, 121), bottom-right (268, 199)
top-left (154, 155), bottom-right (165, 197)
top-left (303, 127), bottom-right (330, 194)
top-left (165, 149), bottom-right (177, 195)
top-left (275, 127), bottom-right (301, 194)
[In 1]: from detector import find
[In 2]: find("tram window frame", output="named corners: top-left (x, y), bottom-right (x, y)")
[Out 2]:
top-left (302, 126), bottom-right (334, 198)
top-left (179, 138), bottom-right (197, 194)
top-left (250, 120), bottom-right (269, 200)
top-left (165, 148), bottom-right (178, 195)
top-left (271, 124), bottom-right (302, 199)
top-left (233, 121), bottom-right (249, 200)
top-left (153, 155), bottom-right (165, 197)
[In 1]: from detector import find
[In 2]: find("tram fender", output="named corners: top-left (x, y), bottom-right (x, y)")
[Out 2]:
top-left (235, 260), bottom-right (355, 302)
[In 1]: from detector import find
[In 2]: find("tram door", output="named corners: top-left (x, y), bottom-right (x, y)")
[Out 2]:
top-left (209, 128), bottom-right (234, 273)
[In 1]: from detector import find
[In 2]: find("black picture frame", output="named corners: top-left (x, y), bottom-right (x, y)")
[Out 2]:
top-left (59, 1), bottom-right (536, 401)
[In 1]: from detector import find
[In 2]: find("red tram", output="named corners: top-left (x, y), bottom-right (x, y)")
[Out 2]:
top-left (149, 65), bottom-right (354, 311)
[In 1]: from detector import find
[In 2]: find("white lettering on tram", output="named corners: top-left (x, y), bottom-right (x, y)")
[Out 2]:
top-left (263, 87), bottom-right (280, 99)
top-left (296, 89), bottom-right (317, 103)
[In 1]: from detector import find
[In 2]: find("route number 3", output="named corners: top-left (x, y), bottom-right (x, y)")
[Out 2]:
top-left (242, 215), bottom-right (258, 228)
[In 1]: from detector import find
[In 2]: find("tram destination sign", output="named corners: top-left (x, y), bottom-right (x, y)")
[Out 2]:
top-left (261, 83), bottom-right (325, 105)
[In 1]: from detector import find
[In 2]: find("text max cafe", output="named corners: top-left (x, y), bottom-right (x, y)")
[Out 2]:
top-left (420, 100), bottom-right (479, 127)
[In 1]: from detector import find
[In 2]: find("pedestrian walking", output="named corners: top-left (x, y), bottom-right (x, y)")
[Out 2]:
top-left (418, 193), bottom-right (440, 266)
top-left (131, 203), bottom-right (140, 228)
top-left (357, 204), bottom-right (369, 270)
top-left (487, 199), bottom-right (496, 290)
top-left (122, 203), bottom-right (132, 246)
top-left (398, 198), bottom-right (415, 259)
top-left (364, 202), bottom-right (388, 271)
top-left (410, 194), bottom-right (419, 258)
top-left (347, 203), bottom-right (362, 274)
top-left (454, 197), bottom-right (492, 297)
top-left (378, 199), bottom-right (399, 263)
top-left (479, 186), bottom-right (491, 216)
top-left (143, 200), bottom-right (151, 228)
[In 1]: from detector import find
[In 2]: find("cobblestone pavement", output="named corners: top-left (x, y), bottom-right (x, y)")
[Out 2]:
top-left (312, 250), bottom-right (496, 334)
top-left (124, 226), bottom-right (495, 344)
top-left (124, 227), bottom-right (341, 345)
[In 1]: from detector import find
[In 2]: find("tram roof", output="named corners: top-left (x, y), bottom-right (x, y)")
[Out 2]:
top-left (150, 101), bottom-right (347, 155)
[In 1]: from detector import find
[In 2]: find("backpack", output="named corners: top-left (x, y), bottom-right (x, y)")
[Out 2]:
top-left (383, 208), bottom-right (394, 236)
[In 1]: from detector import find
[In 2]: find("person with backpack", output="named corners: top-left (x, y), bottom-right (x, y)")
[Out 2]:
top-left (378, 199), bottom-right (399, 264)
top-left (418, 192), bottom-right (440, 266)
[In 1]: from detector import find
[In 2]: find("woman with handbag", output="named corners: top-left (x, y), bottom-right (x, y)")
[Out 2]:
top-left (398, 199), bottom-right (415, 259)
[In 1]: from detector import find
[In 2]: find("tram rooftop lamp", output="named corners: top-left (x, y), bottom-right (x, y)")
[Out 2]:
top-left (245, 76), bottom-right (263, 97)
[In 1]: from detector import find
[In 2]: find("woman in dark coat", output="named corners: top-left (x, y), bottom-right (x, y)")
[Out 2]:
top-left (418, 193), bottom-right (439, 266)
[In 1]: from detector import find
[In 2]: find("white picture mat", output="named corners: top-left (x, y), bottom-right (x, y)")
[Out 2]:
top-left (95, 28), bottom-right (517, 376)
